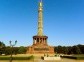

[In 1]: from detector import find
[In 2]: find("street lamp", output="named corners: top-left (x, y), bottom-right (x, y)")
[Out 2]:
top-left (9, 40), bottom-right (17, 62)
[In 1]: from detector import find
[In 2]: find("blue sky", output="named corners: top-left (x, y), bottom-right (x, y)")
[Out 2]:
top-left (0, 0), bottom-right (84, 46)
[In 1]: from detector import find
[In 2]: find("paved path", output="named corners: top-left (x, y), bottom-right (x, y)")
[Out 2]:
top-left (34, 56), bottom-right (45, 62)
top-left (33, 56), bottom-right (84, 62)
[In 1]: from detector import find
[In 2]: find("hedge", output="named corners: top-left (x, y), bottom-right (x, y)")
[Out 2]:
top-left (0, 55), bottom-right (34, 60)
top-left (61, 55), bottom-right (84, 60)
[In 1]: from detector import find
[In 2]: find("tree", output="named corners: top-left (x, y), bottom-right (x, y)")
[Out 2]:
top-left (56, 45), bottom-right (63, 53)
top-left (76, 46), bottom-right (81, 54)
top-left (18, 46), bottom-right (26, 54)
top-left (67, 46), bottom-right (72, 54)
top-left (54, 46), bottom-right (69, 54)
top-left (0, 41), bottom-right (5, 48)
top-left (4, 46), bottom-right (11, 55)
top-left (77, 44), bottom-right (84, 54)
top-left (0, 41), bottom-right (5, 55)
top-left (72, 45), bottom-right (81, 54)
top-left (12, 47), bottom-right (19, 55)
top-left (62, 46), bottom-right (69, 54)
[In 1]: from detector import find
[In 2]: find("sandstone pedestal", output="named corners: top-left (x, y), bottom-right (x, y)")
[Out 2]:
top-left (26, 36), bottom-right (54, 54)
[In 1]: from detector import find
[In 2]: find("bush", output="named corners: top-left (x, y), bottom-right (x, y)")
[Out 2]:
top-left (61, 55), bottom-right (84, 60)
top-left (0, 56), bottom-right (10, 60)
top-left (0, 55), bottom-right (34, 60)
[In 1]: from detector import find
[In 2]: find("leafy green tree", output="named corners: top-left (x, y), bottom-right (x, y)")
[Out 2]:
top-left (72, 46), bottom-right (81, 54)
top-left (0, 41), bottom-right (5, 55)
top-left (56, 45), bottom-right (63, 53)
top-left (4, 46), bottom-right (11, 55)
top-left (12, 47), bottom-right (19, 55)
top-left (67, 46), bottom-right (72, 54)
top-left (0, 41), bottom-right (5, 48)
top-left (18, 46), bottom-right (26, 54)
top-left (62, 46), bottom-right (69, 54)
top-left (77, 44), bottom-right (84, 54)
top-left (76, 46), bottom-right (81, 54)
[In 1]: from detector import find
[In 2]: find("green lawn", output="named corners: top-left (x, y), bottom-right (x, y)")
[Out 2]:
top-left (0, 55), bottom-right (34, 60)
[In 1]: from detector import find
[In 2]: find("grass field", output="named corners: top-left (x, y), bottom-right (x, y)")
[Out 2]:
top-left (0, 55), bottom-right (34, 60)
top-left (0, 54), bottom-right (84, 62)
